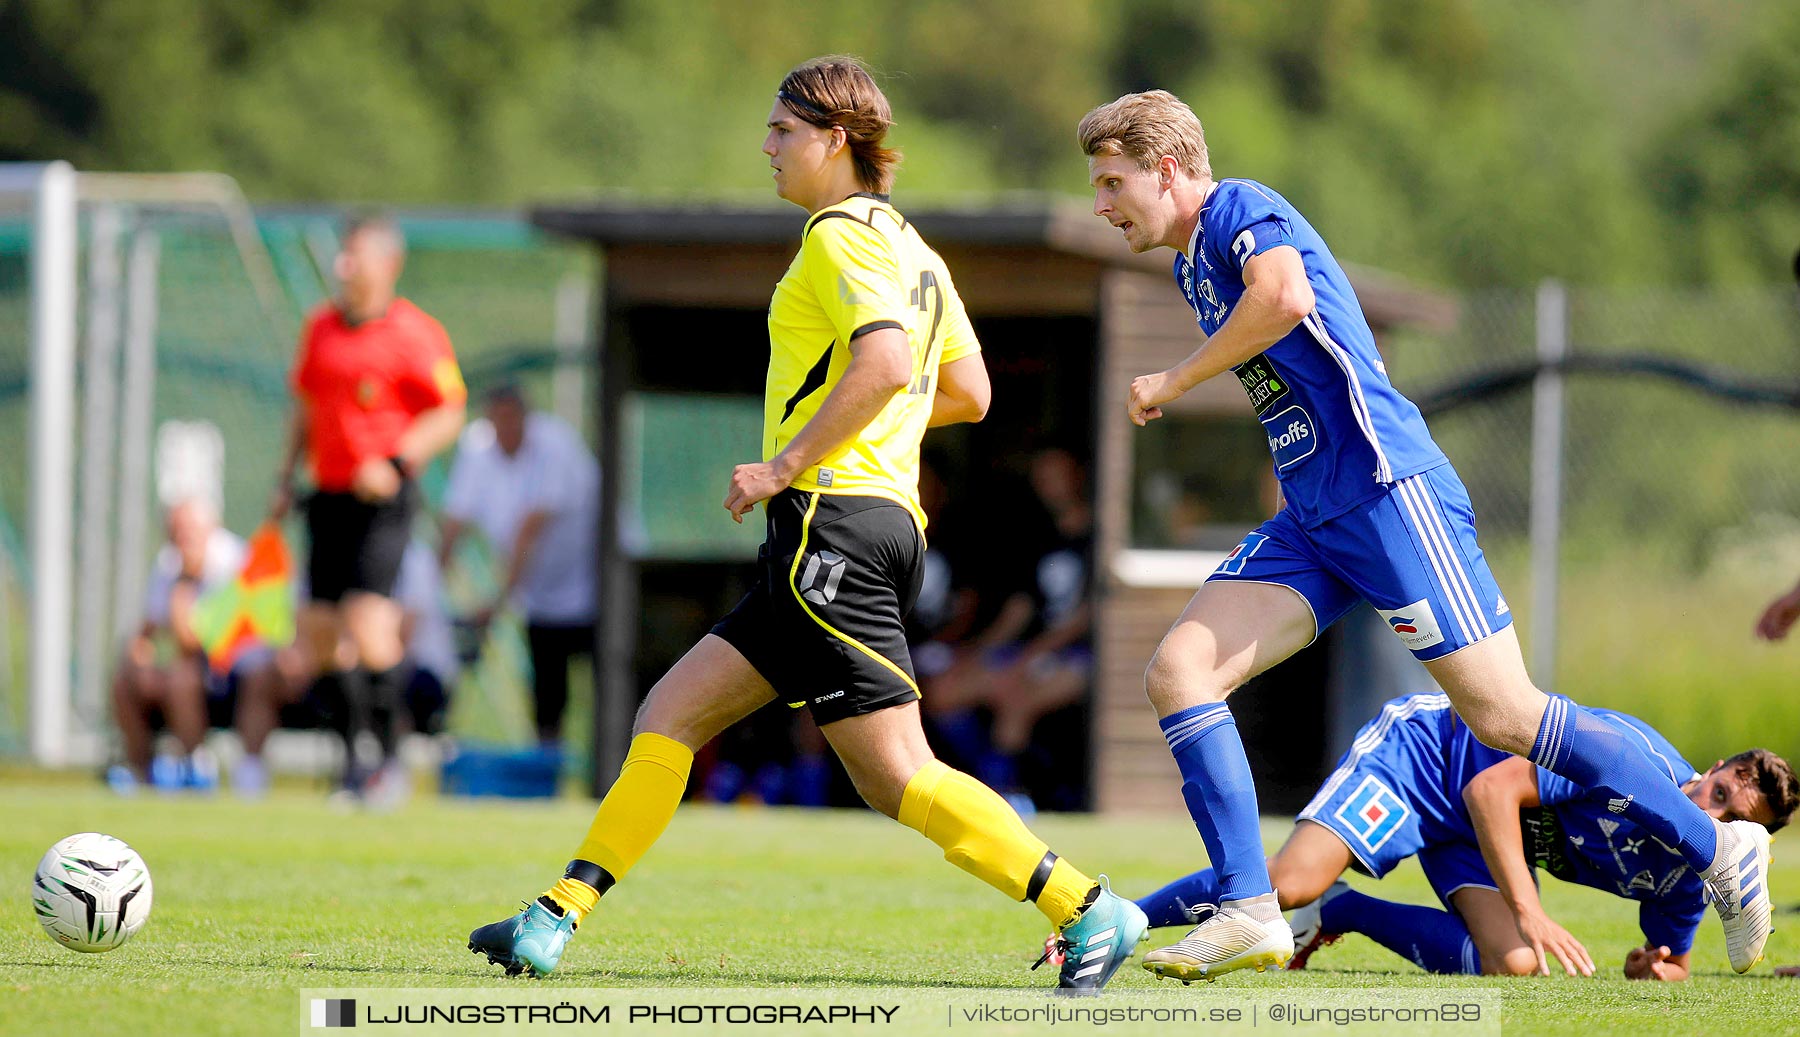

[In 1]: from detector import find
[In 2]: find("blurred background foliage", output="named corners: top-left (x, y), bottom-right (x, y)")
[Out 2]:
top-left (2, 0), bottom-right (1797, 289)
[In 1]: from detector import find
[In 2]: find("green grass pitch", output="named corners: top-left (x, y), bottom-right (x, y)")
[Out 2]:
top-left (4, 776), bottom-right (1797, 1036)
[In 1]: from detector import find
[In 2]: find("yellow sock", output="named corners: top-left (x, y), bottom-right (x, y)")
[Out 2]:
top-left (542, 732), bottom-right (693, 923)
top-left (898, 759), bottom-right (1097, 928)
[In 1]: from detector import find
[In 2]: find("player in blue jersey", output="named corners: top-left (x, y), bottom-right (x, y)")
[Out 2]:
top-left (1074, 89), bottom-right (1778, 979)
top-left (1125, 694), bottom-right (1796, 980)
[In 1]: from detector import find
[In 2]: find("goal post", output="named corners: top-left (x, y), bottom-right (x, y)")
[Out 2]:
top-left (22, 161), bottom-right (78, 767)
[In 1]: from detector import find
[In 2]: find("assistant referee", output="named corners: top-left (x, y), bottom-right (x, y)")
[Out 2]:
top-left (269, 212), bottom-right (466, 795)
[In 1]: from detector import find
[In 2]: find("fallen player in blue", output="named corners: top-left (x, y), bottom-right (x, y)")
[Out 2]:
top-left (1132, 693), bottom-right (1796, 980)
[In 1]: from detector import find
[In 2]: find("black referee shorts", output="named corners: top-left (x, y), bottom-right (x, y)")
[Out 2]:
top-left (304, 481), bottom-right (416, 603)
top-left (711, 488), bottom-right (924, 726)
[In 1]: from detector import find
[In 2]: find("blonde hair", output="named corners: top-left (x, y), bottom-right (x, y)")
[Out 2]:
top-left (1077, 90), bottom-right (1211, 180)
top-left (778, 55), bottom-right (901, 194)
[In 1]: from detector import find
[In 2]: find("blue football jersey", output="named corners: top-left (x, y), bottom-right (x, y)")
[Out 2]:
top-left (1173, 179), bottom-right (1447, 527)
top-left (1529, 712), bottom-right (1708, 954)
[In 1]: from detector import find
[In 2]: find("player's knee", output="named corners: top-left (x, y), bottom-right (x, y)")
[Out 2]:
top-left (1485, 945), bottom-right (1538, 977)
top-left (1144, 643), bottom-right (1229, 709)
top-left (1458, 708), bottom-right (1536, 758)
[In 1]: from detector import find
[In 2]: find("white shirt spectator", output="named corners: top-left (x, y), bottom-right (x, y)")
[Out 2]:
top-left (142, 528), bottom-right (245, 629)
top-left (395, 540), bottom-right (460, 686)
top-left (443, 411), bottom-right (598, 624)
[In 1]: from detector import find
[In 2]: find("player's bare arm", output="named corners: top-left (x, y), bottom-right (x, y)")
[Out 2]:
top-left (394, 400), bottom-right (467, 475)
top-left (1128, 245), bottom-right (1314, 426)
top-left (724, 325), bottom-right (911, 522)
top-left (1463, 756), bottom-right (1596, 976)
top-left (353, 400), bottom-right (466, 503)
top-left (1754, 578), bottom-right (1800, 640)
top-left (926, 353), bottom-right (990, 427)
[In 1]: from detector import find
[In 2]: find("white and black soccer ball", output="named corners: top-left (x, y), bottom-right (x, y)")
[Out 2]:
top-left (32, 833), bottom-right (153, 953)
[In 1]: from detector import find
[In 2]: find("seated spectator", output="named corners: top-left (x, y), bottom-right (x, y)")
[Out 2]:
top-left (924, 448), bottom-right (1094, 811)
top-left (108, 497), bottom-right (245, 793)
top-left (439, 384), bottom-right (598, 748)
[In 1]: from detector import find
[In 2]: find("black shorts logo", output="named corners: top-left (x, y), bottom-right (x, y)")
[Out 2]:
top-left (1235, 352), bottom-right (1289, 417)
top-left (799, 550), bottom-right (848, 605)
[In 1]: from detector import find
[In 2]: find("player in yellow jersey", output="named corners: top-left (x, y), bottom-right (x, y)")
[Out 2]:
top-left (469, 55), bottom-right (1147, 992)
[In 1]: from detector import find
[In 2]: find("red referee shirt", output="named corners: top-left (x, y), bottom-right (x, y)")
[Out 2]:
top-left (292, 298), bottom-right (466, 492)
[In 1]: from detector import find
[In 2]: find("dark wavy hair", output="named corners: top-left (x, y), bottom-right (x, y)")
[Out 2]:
top-left (1723, 748), bottom-right (1800, 833)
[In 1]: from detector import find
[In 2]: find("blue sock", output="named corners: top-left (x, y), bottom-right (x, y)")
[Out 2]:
top-left (1320, 889), bottom-right (1479, 974)
top-left (1135, 867), bottom-right (1222, 929)
top-left (1531, 695), bottom-right (1717, 869)
top-left (1160, 702), bottom-right (1273, 902)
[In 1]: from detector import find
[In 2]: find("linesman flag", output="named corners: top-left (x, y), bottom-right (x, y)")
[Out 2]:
top-left (190, 523), bottom-right (296, 675)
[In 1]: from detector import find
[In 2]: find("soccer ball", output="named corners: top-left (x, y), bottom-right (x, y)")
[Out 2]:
top-left (32, 833), bottom-right (153, 953)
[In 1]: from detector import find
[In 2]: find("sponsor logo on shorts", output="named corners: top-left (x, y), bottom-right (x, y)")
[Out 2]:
top-left (1376, 600), bottom-right (1446, 652)
top-left (813, 690), bottom-right (845, 704)
top-left (1495, 596), bottom-right (1510, 617)
top-left (1213, 532), bottom-right (1269, 577)
top-left (1262, 405), bottom-right (1317, 468)
top-left (1333, 775), bottom-right (1412, 854)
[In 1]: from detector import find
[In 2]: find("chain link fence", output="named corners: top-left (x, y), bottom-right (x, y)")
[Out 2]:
top-left (1389, 284), bottom-right (1800, 766)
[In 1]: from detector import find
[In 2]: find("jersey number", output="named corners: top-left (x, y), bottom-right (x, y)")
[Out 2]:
top-left (907, 270), bottom-right (945, 395)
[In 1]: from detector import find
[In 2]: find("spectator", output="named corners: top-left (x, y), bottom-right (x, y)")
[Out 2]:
top-left (268, 211), bottom-right (466, 795)
top-left (439, 383), bottom-right (598, 747)
top-left (108, 497), bottom-right (244, 793)
top-left (925, 448), bottom-right (1095, 810)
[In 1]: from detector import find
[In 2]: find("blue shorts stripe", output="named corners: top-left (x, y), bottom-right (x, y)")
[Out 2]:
top-left (1412, 478), bottom-right (1492, 641)
top-left (1399, 475), bottom-right (1488, 642)
top-left (1396, 476), bottom-right (1489, 643)
top-left (1392, 478), bottom-right (1476, 643)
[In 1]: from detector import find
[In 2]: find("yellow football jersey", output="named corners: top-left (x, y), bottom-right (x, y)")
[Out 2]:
top-left (764, 193), bottom-right (980, 531)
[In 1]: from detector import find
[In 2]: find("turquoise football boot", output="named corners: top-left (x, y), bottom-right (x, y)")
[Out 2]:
top-left (468, 900), bottom-right (575, 977)
top-left (1034, 877), bottom-right (1149, 994)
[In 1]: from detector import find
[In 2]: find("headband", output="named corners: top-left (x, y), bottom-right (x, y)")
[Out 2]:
top-left (776, 89), bottom-right (834, 125)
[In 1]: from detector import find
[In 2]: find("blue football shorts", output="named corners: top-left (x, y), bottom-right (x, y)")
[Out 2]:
top-left (1209, 464), bottom-right (1511, 661)
top-left (1298, 692), bottom-right (1511, 907)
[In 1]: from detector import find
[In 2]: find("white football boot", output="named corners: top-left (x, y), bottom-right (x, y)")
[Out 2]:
top-left (1702, 818), bottom-right (1774, 973)
top-left (1142, 893), bottom-right (1294, 983)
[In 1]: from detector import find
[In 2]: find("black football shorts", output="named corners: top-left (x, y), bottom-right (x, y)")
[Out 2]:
top-left (711, 488), bottom-right (923, 725)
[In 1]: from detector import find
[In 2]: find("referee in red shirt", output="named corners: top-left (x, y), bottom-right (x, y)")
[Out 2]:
top-left (269, 212), bottom-right (466, 795)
